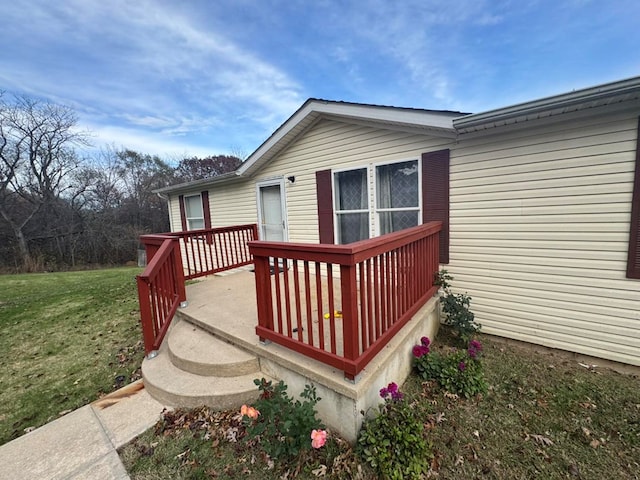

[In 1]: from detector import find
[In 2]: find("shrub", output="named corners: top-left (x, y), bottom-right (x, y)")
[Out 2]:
top-left (414, 337), bottom-right (487, 398)
top-left (241, 378), bottom-right (324, 461)
top-left (435, 270), bottom-right (481, 341)
top-left (358, 382), bottom-right (431, 479)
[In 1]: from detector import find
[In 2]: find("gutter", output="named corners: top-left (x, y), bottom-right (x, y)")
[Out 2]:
top-left (454, 75), bottom-right (640, 132)
top-left (153, 170), bottom-right (242, 195)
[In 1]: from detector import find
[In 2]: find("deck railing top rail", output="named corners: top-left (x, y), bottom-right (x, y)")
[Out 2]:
top-left (248, 222), bottom-right (442, 263)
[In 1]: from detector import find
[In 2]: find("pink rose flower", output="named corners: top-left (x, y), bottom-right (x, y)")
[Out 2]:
top-left (311, 429), bottom-right (327, 448)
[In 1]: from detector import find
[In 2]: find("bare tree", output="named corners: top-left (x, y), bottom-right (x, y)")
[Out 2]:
top-left (0, 93), bottom-right (89, 270)
top-left (174, 155), bottom-right (242, 182)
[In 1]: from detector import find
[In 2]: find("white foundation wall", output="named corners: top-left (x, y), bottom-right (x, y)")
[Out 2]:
top-left (449, 103), bottom-right (640, 366)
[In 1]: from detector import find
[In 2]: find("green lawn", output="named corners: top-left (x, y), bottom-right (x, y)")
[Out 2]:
top-left (0, 267), bottom-right (145, 445)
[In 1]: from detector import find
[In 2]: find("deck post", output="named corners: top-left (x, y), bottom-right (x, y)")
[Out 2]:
top-left (136, 276), bottom-right (156, 355)
top-left (340, 263), bottom-right (360, 380)
top-left (254, 254), bottom-right (274, 341)
top-left (172, 238), bottom-right (187, 303)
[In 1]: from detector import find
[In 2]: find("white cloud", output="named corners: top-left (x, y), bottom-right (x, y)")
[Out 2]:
top-left (0, 0), bottom-right (305, 152)
top-left (84, 123), bottom-right (220, 160)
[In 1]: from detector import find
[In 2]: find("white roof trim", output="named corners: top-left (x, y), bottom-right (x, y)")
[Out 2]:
top-left (237, 99), bottom-right (460, 177)
top-left (454, 76), bottom-right (640, 133)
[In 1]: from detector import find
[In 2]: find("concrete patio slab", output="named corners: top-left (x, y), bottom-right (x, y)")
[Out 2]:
top-left (0, 381), bottom-right (167, 480)
top-left (0, 405), bottom-right (116, 480)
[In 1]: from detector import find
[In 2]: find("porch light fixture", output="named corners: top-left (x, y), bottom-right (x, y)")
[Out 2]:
top-left (287, 176), bottom-right (296, 183)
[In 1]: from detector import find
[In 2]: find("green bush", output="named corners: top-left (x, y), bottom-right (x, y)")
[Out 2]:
top-left (414, 337), bottom-right (487, 398)
top-left (242, 378), bottom-right (325, 461)
top-left (435, 270), bottom-right (481, 342)
top-left (357, 382), bottom-right (431, 479)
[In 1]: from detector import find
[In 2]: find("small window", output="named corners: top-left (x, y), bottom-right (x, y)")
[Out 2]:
top-left (334, 168), bottom-right (369, 243)
top-left (184, 194), bottom-right (204, 230)
top-left (376, 160), bottom-right (419, 235)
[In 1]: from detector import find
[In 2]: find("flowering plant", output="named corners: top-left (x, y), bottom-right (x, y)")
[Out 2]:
top-left (357, 382), bottom-right (431, 478)
top-left (414, 337), bottom-right (487, 398)
top-left (240, 404), bottom-right (260, 419)
top-left (310, 429), bottom-right (327, 449)
top-left (243, 378), bottom-right (324, 460)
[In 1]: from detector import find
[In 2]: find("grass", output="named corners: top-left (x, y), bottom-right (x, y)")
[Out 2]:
top-left (0, 267), bottom-right (145, 445)
top-left (120, 329), bottom-right (640, 479)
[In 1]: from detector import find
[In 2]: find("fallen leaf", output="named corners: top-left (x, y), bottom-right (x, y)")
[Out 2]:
top-left (473, 430), bottom-right (480, 439)
top-left (527, 434), bottom-right (554, 446)
top-left (175, 449), bottom-right (190, 459)
top-left (568, 463), bottom-right (581, 477)
top-left (312, 464), bottom-right (327, 476)
top-left (590, 439), bottom-right (601, 448)
top-left (581, 427), bottom-right (591, 438)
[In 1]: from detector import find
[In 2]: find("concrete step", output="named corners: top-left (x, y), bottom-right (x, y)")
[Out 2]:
top-left (142, 347), bottom-right (269, 410)
top-left (167, 320), bottom-right (260, 377)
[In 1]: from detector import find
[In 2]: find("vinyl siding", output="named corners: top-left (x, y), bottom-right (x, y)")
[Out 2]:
top-left (449, 106), bottom-right (640, 366)
top-left (252, 118), bottom-right (452, 243)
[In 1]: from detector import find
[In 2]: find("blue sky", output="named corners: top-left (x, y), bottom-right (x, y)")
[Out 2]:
top-left (1, 0), bottom-right (639, 160)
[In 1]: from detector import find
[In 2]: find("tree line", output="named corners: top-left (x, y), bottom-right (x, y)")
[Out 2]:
top-left (0, 93), bottom-right (241, 272)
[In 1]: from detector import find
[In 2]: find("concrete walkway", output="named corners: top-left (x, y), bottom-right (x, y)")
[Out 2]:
top-left (0, 380), bottom-right (167, 480)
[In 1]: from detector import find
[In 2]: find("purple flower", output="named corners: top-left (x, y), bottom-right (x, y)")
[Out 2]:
top-left (420, 336), bottom-right (431, 347)
top-left (412, 345), bottom-right (429, 358)
top-left (468, 339), bottom-right (482, 359)
top-left (380, 382), bottom-right (404, 401)
top-left (458, 361), bottom-right (466, 371)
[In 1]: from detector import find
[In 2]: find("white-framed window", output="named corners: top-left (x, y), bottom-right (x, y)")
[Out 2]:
top-left (332, 159), bottom-right (420, 244)
top-left (334, 167), bottom-right (370, 244)
top-left (375, 159), bottom-right (420, 235)
top-left (184, 194), bottom-right (205, 230)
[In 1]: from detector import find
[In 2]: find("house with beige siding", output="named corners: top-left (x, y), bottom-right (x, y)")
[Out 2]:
top-left (155, 76), bottom-right (640, 368)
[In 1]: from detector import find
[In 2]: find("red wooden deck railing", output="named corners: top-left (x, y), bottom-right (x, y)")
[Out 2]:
top-left (137, 223), bottom-right (258, 354)
top-left (249, 222), bottom-right (442, 380)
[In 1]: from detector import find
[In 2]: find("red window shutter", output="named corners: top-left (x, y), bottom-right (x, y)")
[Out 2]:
top-left (627, 118), bottom-right (640, 279)
top-left (422, 149), bottom-right (450, 264)
top-left (178, 194), bottom-right (188, 231)
top-left (201, 191), bottom-right (212, 229)
top-left (316, 169), bottom-right (335, 244)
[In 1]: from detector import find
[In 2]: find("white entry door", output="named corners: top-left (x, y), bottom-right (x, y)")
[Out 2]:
top-left (258, 181), bottom-right (287, 242)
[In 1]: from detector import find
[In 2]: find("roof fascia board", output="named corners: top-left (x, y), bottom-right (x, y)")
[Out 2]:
top-left (237, 101), bottom-right (319, 176)
top-left (312, 101), bottom-right (459, 130)
top-left (325, 115), bottom-right (457, 139)
top-left (455, 76), bottom-right (640, 132)
top-left (458, 96), bottom-right (640, 140)
top-left (153, 171), bottom-right (242, 195)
